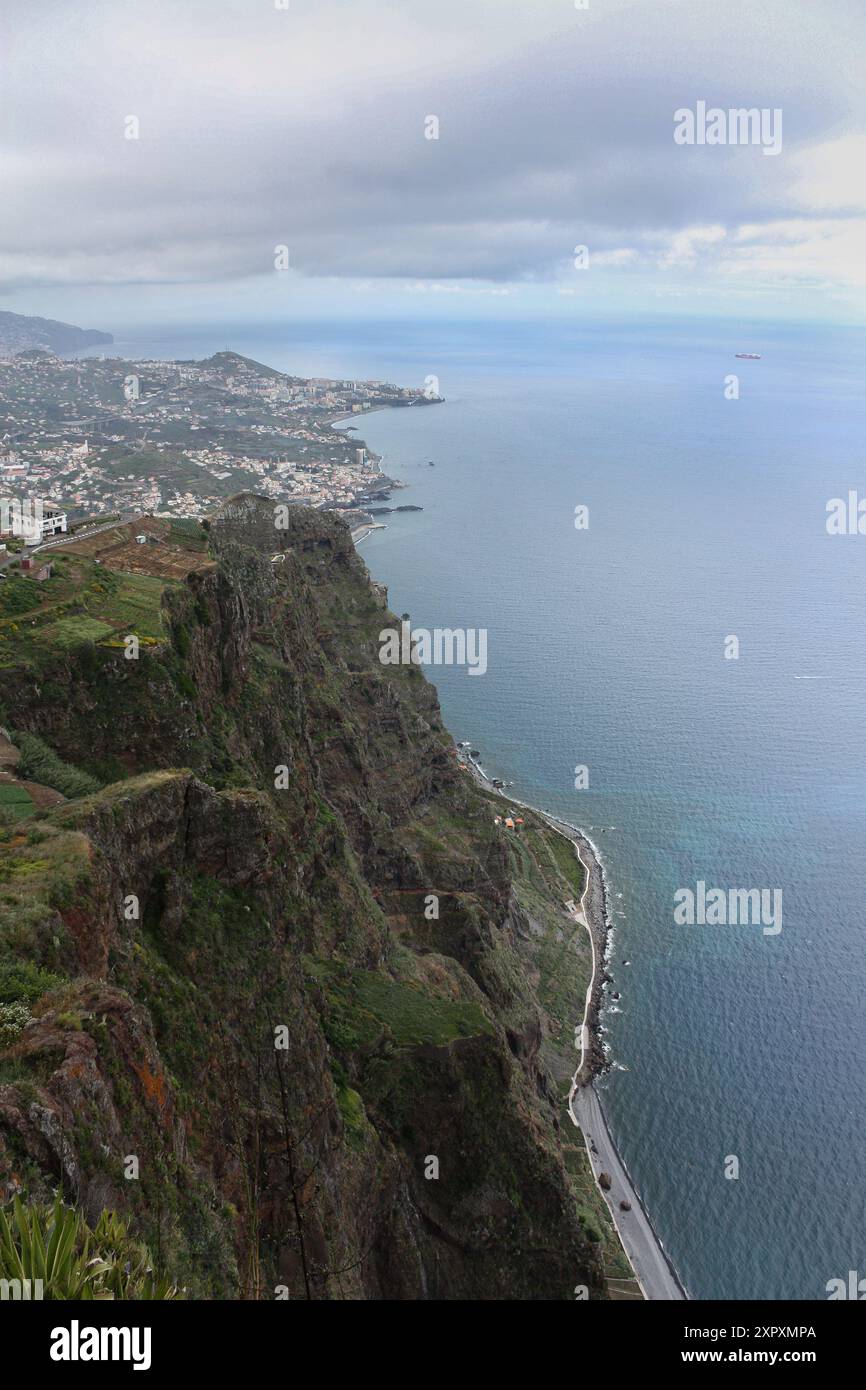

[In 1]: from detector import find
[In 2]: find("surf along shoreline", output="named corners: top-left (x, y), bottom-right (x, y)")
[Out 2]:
top-left (458, 748), bottom-right (687, 1301)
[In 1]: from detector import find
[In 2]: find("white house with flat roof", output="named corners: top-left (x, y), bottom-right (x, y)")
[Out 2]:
top-left (0, 499), bottom-right (67, 544)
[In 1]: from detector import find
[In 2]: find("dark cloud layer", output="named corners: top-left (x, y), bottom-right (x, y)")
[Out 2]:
top-left (0, 0), bottom-right (864, 300)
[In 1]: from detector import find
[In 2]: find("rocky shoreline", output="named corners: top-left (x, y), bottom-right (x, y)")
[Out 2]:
top-left (458, 750), bottom-right (612, 1082)
top-left (541, 813), bottom-right (611, 1083)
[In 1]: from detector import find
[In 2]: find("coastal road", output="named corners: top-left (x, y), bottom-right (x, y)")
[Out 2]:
top-left (571, 1084), bottom-right (686, 1300)
top-left (458, 751), bottom-right (687, 1299)
top-left (0, 518), bottom-right (128, 571)
top-left (33, 513), bottom-right (139, 555)
top-left (553, 811), bottom-right (686, 1297)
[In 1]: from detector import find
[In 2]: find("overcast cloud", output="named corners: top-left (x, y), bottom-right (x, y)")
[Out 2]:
top-left (1, 0), bottom-right (865, 322)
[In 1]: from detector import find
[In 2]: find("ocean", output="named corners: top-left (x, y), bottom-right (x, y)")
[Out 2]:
top-left (112, 316), bottom-right (866, 1300)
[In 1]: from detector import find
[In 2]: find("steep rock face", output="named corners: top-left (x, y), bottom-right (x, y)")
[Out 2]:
top-left (0, 499), bottom-right (605, 1299)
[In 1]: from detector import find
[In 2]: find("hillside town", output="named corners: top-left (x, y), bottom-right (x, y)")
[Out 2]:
top-left (0, 347), bottom-right (441, 534)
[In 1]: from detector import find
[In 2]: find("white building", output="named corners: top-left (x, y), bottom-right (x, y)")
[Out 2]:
top-left (40, 505), bottom-right (68, 538)
top-left (0, 499), bottom-right (68, 543)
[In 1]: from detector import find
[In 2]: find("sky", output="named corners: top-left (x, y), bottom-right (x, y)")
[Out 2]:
top-left (1, 0), bottom-right (865, 331)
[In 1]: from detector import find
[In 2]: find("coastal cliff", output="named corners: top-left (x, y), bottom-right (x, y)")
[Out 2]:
top-left (0, 497), bottom-right (623, 1298)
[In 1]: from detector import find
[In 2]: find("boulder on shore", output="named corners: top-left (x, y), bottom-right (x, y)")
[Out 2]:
top-left (599, 1172), bottom-right (612, 1191)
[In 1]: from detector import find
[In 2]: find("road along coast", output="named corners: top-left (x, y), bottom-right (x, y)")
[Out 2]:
top-left (459, 749), bottom-right (687, 1300)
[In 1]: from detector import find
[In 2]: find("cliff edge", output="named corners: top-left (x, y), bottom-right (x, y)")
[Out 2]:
top-left (0, 497), bottom-right (621, 1299)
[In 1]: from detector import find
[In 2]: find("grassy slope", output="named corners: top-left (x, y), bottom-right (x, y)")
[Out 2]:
top-left (0, 555), bottom-right (168, 670)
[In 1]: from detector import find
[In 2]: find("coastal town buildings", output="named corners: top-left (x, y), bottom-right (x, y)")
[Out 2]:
top-left (0, 349), bottom-right (441, 527)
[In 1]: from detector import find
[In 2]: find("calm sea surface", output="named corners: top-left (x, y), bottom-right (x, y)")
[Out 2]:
top-left (117, 317), bottom-right (866, 1299)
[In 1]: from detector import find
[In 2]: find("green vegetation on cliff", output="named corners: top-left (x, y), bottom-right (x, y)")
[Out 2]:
top-left (0, 496), bottom-right (630, 1299)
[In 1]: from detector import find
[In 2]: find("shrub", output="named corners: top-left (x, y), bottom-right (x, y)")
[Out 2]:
top-left (0, 1195), bottom-right (182, 1299)
top-left (0, 1001), bottom-right (31, 1048)
top-left (173, 670), bottom-right (196, 700)
top-left (0, 959), bottom-right (63, 1007)
top-left (10, 731), bottom-right (100, 799)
